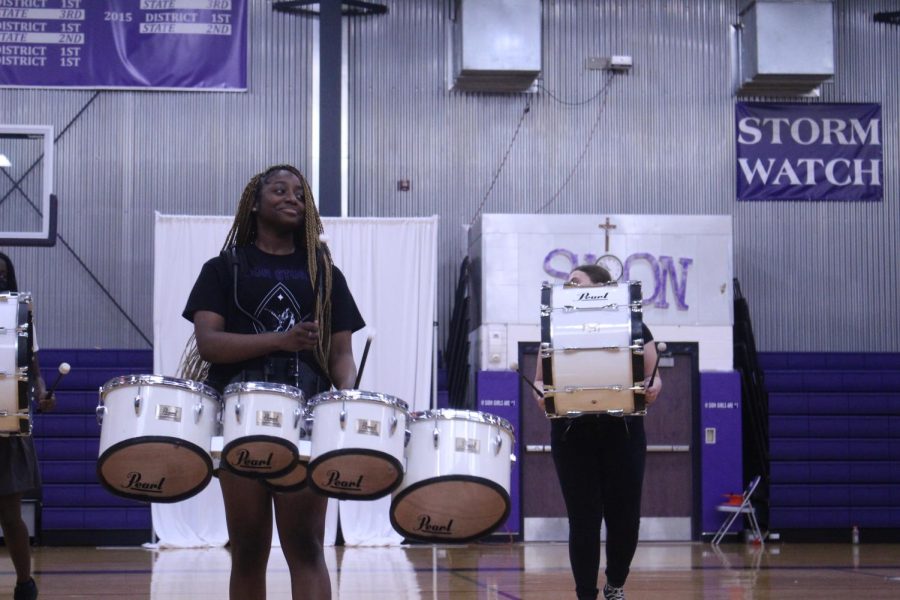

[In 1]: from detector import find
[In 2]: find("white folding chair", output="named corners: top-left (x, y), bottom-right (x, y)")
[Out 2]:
top-left (711, 475), bottom-right (764, 546)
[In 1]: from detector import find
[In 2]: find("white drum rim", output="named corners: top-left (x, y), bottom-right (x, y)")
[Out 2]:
top-left (223, 381), bottom-right (304, 401)
top-left (100, 375), bottom-right (220, 403)
top-left (308, 389), bottom-right (409, 413)
top-left (409, 409), bottom-right (514, 437)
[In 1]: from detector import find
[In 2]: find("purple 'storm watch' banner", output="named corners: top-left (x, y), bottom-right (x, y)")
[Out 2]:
top-left (736, 102), bottom-right (882, 201)
top-left (0, 0), bottom-right (247, 90)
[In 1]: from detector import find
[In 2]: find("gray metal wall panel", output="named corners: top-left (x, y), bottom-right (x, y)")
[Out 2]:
top-left (348, 0), bottom-right (898, 353)
top-left (0, 5), bottom-right (315, 348)
top-left (734, 0), bottom-right (900, 351)
top-left (1, 0), bottom-right (897, 353)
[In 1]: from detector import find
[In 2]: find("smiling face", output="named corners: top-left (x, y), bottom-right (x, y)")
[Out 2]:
top-left (254, 169), bottom-right (306, 234)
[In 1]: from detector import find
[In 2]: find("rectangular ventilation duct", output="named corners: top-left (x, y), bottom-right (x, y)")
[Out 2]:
top-left (451, 0), bottom-right (541, 93)
top-left (738, 0), bottom-right (835, 96)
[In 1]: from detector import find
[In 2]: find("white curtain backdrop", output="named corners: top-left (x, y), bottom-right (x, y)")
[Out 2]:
top-left (151, 213), bottom-right (438, 547)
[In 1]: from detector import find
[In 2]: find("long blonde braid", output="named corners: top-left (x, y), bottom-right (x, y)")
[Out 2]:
top-left (179, 165), bottom-right (334, 382)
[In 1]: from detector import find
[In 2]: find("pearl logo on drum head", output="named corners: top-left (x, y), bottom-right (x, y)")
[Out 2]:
top-left (325, 469), bottom-right (363, 490)
top-left (576, 291), bottom-right (609, 301)
top-left (416, 515), bottom-right (454, 535)
top-left (234, 449), bottom-right (275, 470)
top-left (123, 471), bottom-right (166, 494)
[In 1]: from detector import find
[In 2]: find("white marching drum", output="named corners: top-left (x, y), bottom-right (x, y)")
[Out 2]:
top-left (96, 375), bottom-right (219, 502)
top-left (307, 390), bottom-right (409, 500)
top-left (0, 292), bottom-right (33, 436)
top-left (221, 382), bottom-right (305, 478)
top-left (390, 409), bottom-right (515, 543)
top-left (540, 281), bottom-right (647, 417)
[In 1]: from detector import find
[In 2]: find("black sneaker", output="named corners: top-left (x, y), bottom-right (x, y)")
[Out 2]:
top-left (602, 583), bottom-right (625, 600)
top-left (13, 577), bottom-right (37, 600)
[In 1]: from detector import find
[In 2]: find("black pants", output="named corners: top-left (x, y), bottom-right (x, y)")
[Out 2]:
top-left (551, 415), bottom-right (647, 599)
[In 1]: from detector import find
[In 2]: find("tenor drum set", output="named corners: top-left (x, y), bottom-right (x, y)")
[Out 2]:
top-left (93, 378), bottom-right (518, 543)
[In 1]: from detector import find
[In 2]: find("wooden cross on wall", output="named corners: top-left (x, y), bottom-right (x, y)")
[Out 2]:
top-left (598, 217), bottom-right (617, 252)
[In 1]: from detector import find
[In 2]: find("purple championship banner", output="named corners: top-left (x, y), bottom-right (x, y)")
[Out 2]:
top-left (736, 102), bottom-right (882, 201)
top-left (0, 0), bottom-right (247, 90)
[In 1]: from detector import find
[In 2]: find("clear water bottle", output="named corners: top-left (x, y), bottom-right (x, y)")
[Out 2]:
top-left (851, 525), bottom-right (860, 545)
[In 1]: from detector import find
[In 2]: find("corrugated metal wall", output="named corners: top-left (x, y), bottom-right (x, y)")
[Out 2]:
top-left (1, 5), bottom-right (316, 348)
top-left (1, 0), bottom-right (897, 352)
top-left (732, 0), bottom-right (900, 352)
top-left (348, 0), bottom-right (899, 353)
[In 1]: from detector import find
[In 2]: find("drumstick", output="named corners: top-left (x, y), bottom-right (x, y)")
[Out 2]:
top-left (48, 362), bottom-right (71, 396)
top-left (648, 342), bottom-right (666, 388)
top-left (353, 333), bottom-right (374, 390)
top-left (515, 368), bottom-right (544, 398)
top-left (35, 362), bottom-right (69, 413)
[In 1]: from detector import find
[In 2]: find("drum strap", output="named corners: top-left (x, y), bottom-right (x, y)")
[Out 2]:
top-left (223, 247), bottom-right (267, 331)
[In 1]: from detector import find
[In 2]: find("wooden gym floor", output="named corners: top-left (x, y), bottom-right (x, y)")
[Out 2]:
top-left (2, 541), bottom-right (900, 599)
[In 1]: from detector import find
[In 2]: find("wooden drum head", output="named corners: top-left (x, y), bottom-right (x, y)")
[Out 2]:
top-left (390, 476), bottom-right (511, 543)
top-left (263, 459), bottom-right (309, 493)
top-left (97, 437), bottom-right (212, 503)
top-left (221, 436), bottom-right (299, 478)
top-left (308, 449), bottom-right (403, 500)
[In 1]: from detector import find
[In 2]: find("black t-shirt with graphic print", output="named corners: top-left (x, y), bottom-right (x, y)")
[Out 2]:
top-left (182, 245), bottom-right (365, 392)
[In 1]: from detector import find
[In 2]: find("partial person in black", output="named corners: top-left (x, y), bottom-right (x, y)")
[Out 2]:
top-left (535, 264), bottom-right (662, 600)
top-left (181, 165), bottom-right (364, 600)
top-left (0, 252), bottom-right (55, 600)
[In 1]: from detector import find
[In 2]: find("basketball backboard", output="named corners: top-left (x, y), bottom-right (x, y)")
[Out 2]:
top-left (0, 124), bottom-right (56, 246)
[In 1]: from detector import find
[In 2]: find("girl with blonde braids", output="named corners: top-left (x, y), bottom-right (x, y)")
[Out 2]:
top-left (182, 165), bottom-right (364, 600)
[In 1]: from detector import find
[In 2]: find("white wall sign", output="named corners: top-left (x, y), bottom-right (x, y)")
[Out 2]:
top-left (467, 214), bottom-right (734, 371)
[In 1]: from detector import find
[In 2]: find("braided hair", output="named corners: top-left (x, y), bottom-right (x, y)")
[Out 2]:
top-left (0, 252), bottom-right (18, 292)
top-left (179, 165), bottom-right (334, 382)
